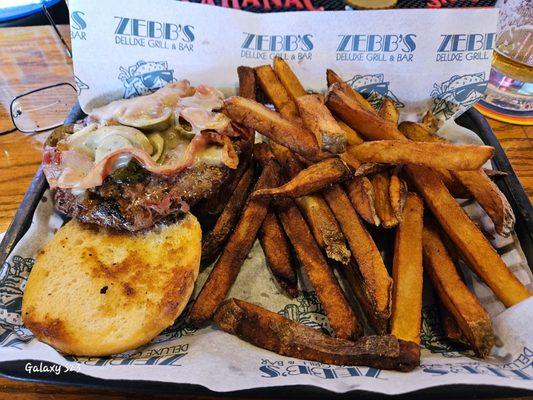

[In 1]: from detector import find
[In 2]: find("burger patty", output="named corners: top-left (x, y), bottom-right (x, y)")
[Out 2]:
top-left (53, 163), bottom-right (231, 232)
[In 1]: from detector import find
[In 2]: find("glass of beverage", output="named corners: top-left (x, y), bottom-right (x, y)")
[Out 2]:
top-left (478, 0), bottom-right (532, 124)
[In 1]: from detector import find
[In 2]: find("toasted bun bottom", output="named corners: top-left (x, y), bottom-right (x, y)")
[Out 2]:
top-left (22, 213), bottom-right (201, 356)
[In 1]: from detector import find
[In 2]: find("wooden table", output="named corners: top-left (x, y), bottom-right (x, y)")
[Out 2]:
top-left (0, 25), bottom-right (531, 400)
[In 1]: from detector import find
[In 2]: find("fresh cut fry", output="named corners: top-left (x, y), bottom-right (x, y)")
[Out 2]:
top-left (453, 169), bottom-right (515, 237)
top-left (406, 165), bottom-right (531, 307)
top-left (214, 299), bottom-right (420, 371)
top-left (252, 158), bottom-right (351, 199)
top-left (338, 119), bottom-right (364, 145)
top-left (297, 94), bottom-right (347, 153)
top-left (345, 177), bottom-right (380, 226)
top-left (323, 185), bottom-right (392, 334)
top-left (399, 121), bottom-right (445, 143)
top-left (389, 168), bottom-right (408, 221)
top-left (259, 211), bottom-right (299, 298)
top-left (273, 56), bottom-right (307, 100)
top-left (390, 193), bottom-right (424, 344)
top-left (326, 69), bottom-right (375, 113)
top-left (201, 164), bottom-right (255, 266)
top-left (423, 222), bottom-right (495, 357)
top-left (268, 142), bottom-right (351, 265)
top-left (188, 159), bottom-right (281, 326)
top-left (371, 171), bottom-right (399, 229)
top-left (223, 96), bottom-right (319, 160)
top-left (255, 64), bottom-right (300, 120)
top-left (378, 98), bottom-right (399, 124)
top-left (237, 66), bottom-right (257, 100)
top-left (440, 304), bottom-right (469, 345)
top-left (326, 83), bottom-right (406, 141)
top-left (276, 197), bottom-right (362, 340)
top-left (349, 140), bottom-right (494, 171)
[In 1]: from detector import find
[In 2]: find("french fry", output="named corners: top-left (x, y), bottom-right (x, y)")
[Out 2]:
top-left (214, 299), bottom-right (420, 371)
top-left (378, 98), bottom-right (399, 125)
top-left (423, 222), bottom-right (495, 357)
top-left (201, 164), bottom-right (255, 266)
top-left (296, 95), bottom-right (347, 153)
top-left (345, 177), bottom-right (380, 226)
top-left (326, 69), bottom-right (376, 113)
top-left (338, 119), bottom-right (364, 145)
top-left (371, 171), bottom-right (399, 229)
top-left (326, 83), bottom-right (406, 141)
top-left (237, 66), bottom-right (257, 100)
top-left (255, 64), bottom-right (300, 120)
top-left (267, 142), bottom-right (351, 265)
top-left (400, 121), bottom-right (513, 235)
top-left (406, 165), bottom-right (531, 307)
top-left (259, 211), bottom-right (299, 298)
top-left (223, 96), bottom-right (320, 160)
top-left (399, 121), bottom-right (445, 143)
top-left (188, 159), bottom-right (281, 325)
top-left (323, 185), bottom-right (392, 334)
top-left (453, 169), bottom-right (515, 237)
top-left (349, 140), bottom-right (494, 171)
top-left (273, 56), bottom-right (307, 100)
top-left (389, 168), bottom-right (408, 221)
top-left (390, 193), bottom-right (424, 344)
top-left (440, 304), bottom-right (469, 345)
top-left (421, 110), bottom-right (440, 133)
top-left (252, 158), bottom-right (351, 199)
top-left (276, 197), bottom-right (362, 340)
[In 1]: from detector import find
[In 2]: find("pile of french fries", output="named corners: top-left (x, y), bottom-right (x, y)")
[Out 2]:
top-left (187, 58), bottom-right (531, 371)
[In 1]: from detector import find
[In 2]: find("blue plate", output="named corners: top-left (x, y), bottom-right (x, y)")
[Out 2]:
top-left (0, 0), bottom-right (61, 23)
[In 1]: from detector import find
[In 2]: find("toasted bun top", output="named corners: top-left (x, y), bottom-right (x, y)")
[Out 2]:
top-left (22, 213), bottom-right (201, 356)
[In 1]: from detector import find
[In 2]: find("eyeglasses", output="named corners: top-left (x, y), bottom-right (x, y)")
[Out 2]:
top-left (0, 1), bottom-right (75, 137)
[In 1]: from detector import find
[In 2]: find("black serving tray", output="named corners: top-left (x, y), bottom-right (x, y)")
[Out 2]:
top-left (0, 104), bottom-right (531, 398)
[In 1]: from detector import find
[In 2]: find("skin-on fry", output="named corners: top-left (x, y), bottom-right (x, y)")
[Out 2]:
top-left (188, 159), bottom-right (281, 326)
top-left (345, 177), bottom-right (380, 226)
top-left (267, 142), bottom-right (351, 265)
top-left (273, 56), bottom-right (307, 100)
top-left (223, 96), bottom-right (319, 160)
top-left (276, 197), bottom-right (362, 340)
top-left (237, 66), bottom-right (257, 100)
top-left (440, 304), bottom-right (469, 345)
top-left (201, 165), bottom-right (255, 266)
top-left (371, 171), bottom-right (399, 229)
top-left (326, 69), bottom-right (375, 113)
top-left (391, 193), bottom-right (424, 344)
top-left (326, 83), bottom-right (406, 141)
top-left (423, 222), bottom-right (495, 357)
top-left (453, 169), bottom-right (515, 237)
top-left (389, 168), bottom-right (408, 221)
top-left (378, 98), bottom-right (399, 124)
top-left (252, 158), bottom-right (351, 199)
top-left (399, 121), bottom-right (445, 143)
top-left (421, 110), bottom-right (440, 133)
top-left (349, 140), bottom-right (494, 171)
top-left (214, 298), bottom-right (420, 372)
top-left (255, 64), bottom-right (299, 120)
top-left (297, 95), bottom-right (347, 153)
top-left (323, 185), bottom-right (392, 334)
top-left (259, 211), bottom-right (298, 298)
top-left (338, 119), bottom-right (364, 145)
top-left (406, 165), bottom-right (531, 307)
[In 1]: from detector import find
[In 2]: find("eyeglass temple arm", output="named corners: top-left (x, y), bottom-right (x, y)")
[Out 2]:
top-left (42, 3), bottom-right (72, 59)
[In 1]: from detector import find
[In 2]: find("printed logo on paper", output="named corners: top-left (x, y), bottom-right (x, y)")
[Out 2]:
top-left (240, 32), bottom-right (314, 61)
top-left (70, 11), bottom-right (87, 41)
top-left (74, 76), bottom-right (89, 95)
top-left (119, 60), bottom-right (177, 98)
top-left (431, 72), bottom-right (488, 118)
top-left (278, 291), bottom-right (331, 336)
top-left (259, 358), bottom-right (382, 380)
top-left (436, 33), bottom-right (495, 63)
top-left (114, 17), bottom-right (194, 51)
top-left (336, 33), bottom-right (416, 63)
top-left (346, 73), bottom-right (404, 110)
